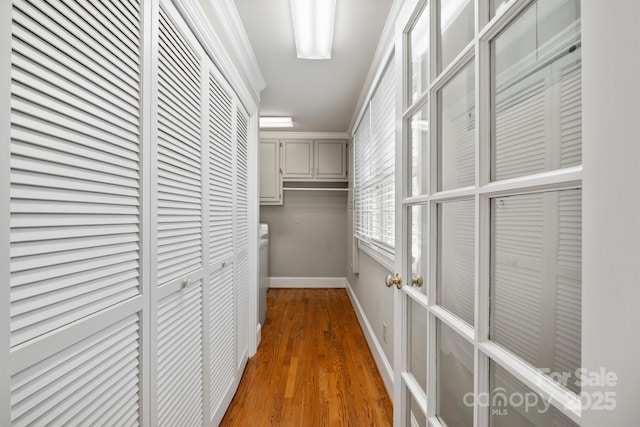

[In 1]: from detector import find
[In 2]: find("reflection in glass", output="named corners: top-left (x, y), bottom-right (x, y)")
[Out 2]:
top-left (490, 190), bottom-right (582, 394)
top-left (490, 361), bottom-right (580, 427)
top-left (492, 0), bottom-right (582, 181)
top-left (490, 0), bottom-right (510, 17)
top-left (410, 4), bottom-right (430, 103)
top-left (439, 61), bottom-right (475, 191)
top-left (410, 104), bottom-right (429, 197)
top-left (437, 200), bottom-right (474, 325)
top-left (410, 205), bottom-right (428, 296)
top-left (438, 0), bottom-right (474, 72)
top-left (437, 321), bottom-right (474, 427)
top-left (409, 388), bottom-right (427, 427)
top-left (409, 299), bottom-right (428, 394)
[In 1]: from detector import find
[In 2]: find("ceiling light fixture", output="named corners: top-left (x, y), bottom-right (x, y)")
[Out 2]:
top-left (290, 0), bottom-right (336, 59)
top-left (259, 116), bottom-right (294, 128)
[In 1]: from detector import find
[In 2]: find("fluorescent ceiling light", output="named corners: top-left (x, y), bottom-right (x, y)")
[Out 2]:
top-left (291, 0), bottom-right (336, 59)
top-left (260, 116), bottom-right (294, 128)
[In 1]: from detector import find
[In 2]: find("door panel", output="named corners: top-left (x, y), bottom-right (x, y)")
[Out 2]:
top-left (436, 320), bottom-right (474, 427)
top-left (157, 284), bottom-right (204, 427)
top-left (394, 0), bottom-right (583, 425)
top-left (157, 4), bottom-right (203, 287)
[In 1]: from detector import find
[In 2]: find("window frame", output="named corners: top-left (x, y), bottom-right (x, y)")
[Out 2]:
top-left (353, 54), bottom-right (397, 263)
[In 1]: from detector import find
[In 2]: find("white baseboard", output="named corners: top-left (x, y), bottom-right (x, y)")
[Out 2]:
top-left (268, 277), bottom-right (347, 288)
top-left (344, 278), bottom-right (394, 397)
top-left (256, 323), bottom-right (262, 349)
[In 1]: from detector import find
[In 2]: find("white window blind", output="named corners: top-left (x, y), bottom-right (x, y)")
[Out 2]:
top-left (354, 58), bottom-right (395, 254)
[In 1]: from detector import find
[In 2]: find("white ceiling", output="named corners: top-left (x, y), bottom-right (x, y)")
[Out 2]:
top-left (233, 0), bottom-right (394, 133)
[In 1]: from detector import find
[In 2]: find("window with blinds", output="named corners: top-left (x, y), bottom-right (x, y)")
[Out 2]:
top-left (354, 57), bottom-right (396, 254)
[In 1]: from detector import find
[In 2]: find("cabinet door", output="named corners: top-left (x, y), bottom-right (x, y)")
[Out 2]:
top-left (259, 140), bottom-right (282, 204)
top-left (281, 139), bottom-right (314, 180)
top-left (315, 139), bottom-right (347, 180)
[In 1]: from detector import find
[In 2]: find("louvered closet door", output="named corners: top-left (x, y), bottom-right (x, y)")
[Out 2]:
top-left (157, 1), bottom-right (203, 287)
top-left (9, 0), bottom-right (144, 424)
top-left (235, 107), bottom-right (250, 368)
top-left (208, 72), bottom-right (234, 265)
top-left (155, 1), bottom-right (205, 426)
top-left (157, 283), bottom-right (203, 427)
top-left (207, 65), bottom-right (238, 424)
top-left (208, 263), bottom-right (235, 424)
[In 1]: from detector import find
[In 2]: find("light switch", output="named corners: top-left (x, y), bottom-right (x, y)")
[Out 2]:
top-left (294, 215), bottom-right (300, 224)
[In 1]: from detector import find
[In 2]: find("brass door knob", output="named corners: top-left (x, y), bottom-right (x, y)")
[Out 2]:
top-left (412, 275), bottom-right (423, 287)
top-left (385, 273), bottom-right (402, 289)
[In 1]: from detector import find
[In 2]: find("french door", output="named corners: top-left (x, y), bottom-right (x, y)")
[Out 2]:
top-left (392, 0), bottom-right (584, 426)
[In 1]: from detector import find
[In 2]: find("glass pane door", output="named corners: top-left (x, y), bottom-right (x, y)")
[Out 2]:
top-left (394, 0), bottom-right (583, 426)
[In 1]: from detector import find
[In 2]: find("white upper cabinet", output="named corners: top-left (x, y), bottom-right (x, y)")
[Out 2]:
top-left (281, 139), bottom-right (314, 179)
top-left (314, 139), bottom-right (347, 180)
top-left (259, 140), bottom-right (283, 205)
top-left (281, 139), bottom-right (347, 181)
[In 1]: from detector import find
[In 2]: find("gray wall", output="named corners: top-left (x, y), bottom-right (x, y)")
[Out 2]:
top-left (346, 249), bottom-right (395, 368)
top-left (345, 142), bottom-right (395, 368)
top-left (260, 191), bottom-right (347, 277)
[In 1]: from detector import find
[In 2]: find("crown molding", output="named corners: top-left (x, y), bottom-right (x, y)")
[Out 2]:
top-left (172, 0), bottom-right (265, 114)
top-left (208, 0), bottom-right (266, 94)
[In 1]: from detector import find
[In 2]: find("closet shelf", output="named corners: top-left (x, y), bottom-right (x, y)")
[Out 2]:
top-left (283, 187), bottom-right (349, 192)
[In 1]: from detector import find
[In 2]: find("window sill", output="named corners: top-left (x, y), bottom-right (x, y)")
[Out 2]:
top-left (357, 240), bottom-right (395, 273)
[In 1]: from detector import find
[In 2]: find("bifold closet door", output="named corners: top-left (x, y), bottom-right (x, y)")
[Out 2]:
top-left (8, 0), bottom-right (145, 425)
top-left (207, 66), bottom-right (239, 424)
top-left (7, 0), bottom-right (250, 424)
top-left (154, 1), bottom-right (248, 426)
top-left (154, 1), bottom-right (205, 425)
top-left (234, 106), bottom-right (250, 370)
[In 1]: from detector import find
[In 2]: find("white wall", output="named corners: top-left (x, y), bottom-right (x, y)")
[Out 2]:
top-left (582, 1), bottom-right (640, 425)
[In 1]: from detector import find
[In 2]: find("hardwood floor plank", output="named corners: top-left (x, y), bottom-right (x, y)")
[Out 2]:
top-left (220, 288), bottom-right (393, 426)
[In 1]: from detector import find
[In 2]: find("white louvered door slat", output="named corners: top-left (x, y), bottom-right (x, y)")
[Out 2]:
top-left (492, 193), bottom-right (544, 362)
top-left (208, 73), bottom-right (234, 264)
top-left (157, 284), bottom-right (203, 427)
top-left (10, 0), bottom-right (142, 354)
top-left (10, 315), bottom-right (141, 427)
top-left (559, 63), bottom-right (582, 168)
top-left (236, 253), bottom-right (249, 369)
top-left (157, 4), bottom-right (203, 286)
top-left (553, 190), bottom-right (582, 394)
top-left (494, 77), bottom-right (547, 181)
top-left (206, 60), bottom-right (241, 424)
top-left (235, 107), bottom-right (249, 368)
top-left (208, 264), bottom-right (235, 420)
top-left (236, 109), bottom-right (249, 254)
top-left (8, 0), bottom-right (254, 424)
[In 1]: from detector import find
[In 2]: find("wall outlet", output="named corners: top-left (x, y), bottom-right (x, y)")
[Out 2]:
top-left (382, 322), bottom-right (388, 344)
top-left (294, 214), bottom-right (300, 224)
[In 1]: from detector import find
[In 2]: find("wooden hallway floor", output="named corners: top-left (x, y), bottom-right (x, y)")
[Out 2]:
top-left (220, 288), bottom-right (393, 426)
